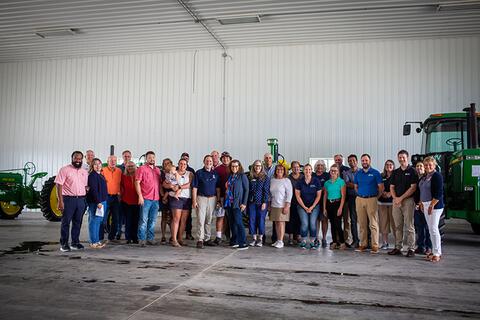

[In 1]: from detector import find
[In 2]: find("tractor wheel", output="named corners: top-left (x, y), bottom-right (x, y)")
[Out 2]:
top-left (439, 210), bottom-right (446, 238)
top-left (40, 176), bottom-right (62, 221)
top-left (0, 201), bottom-right (23, 219)
top-left (471, 223), bottom-right (480, 235)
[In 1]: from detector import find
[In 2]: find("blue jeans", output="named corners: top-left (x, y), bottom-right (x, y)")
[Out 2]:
top-left (88, 201), bottom-right (106, 244)
top-left (414, 209), bottom-right (432, 251)
top-left (248, 203), bottom-right (267, 235)
top-left (137, 200), bottom-right (159, 241)
top-left (226, 207), bottom-right (247, 246)
top-left (298, 205), bottom-right (320, 240)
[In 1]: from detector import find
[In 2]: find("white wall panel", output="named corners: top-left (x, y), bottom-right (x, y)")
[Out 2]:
top-left (0, 37), bottom-right (479, 183)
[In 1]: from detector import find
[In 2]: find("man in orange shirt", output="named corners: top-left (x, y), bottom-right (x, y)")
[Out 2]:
top-left (101, 155), bottom-right (122, 242)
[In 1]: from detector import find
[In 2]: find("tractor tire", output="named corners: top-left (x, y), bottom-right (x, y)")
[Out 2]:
top-left (40, 176), bottom-right (62, 221)
top-left (0, 201), bottom-right (23, 219)
top-left (471, 223), bottom-right (480, 235)
top-left (439, 210), bottom-right (446, 238)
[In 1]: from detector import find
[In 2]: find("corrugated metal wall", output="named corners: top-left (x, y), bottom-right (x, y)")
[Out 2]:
top-left (1, 37), bottom-right (479, 182)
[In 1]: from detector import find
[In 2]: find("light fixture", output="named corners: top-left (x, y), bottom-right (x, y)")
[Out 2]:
top-left (35, 27), bottom-right (80, 38)
top-left (436, 1), bottom-right (480, 11)
top-left (217, 14), bottom-right (261, 25)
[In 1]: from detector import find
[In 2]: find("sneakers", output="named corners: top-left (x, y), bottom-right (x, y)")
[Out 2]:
top-left (204, 239), bottom-right (215, 246)
top-left (255, 239), bottom-right (263, 247)
top-left (310, 242), bottom-right (318, 250)
top-left (249, 240), bottom-right (257, 247)
top-left (196, 241), bottom-right (204, 249)
top-left (380, 242), bottom-right (389, 250)
top-left (274, 240), bottom-right (284, 249)
top-left (299, 240), bottom-right (307, 249)
top-left (271, 240), bottom-right (279, 247)
top-left (388, 248), bottom-right (403, 256)
top-left (70, 243), bottom-right (84, 250)
top-left (232, 244), bottom-right (240, 248)
top-left (139, 240), bottom-right (146, 247)
top-left (237, 245), bottom-right (249, 250)
top-left (213, 237), bottom-right (222, 245)
top-left (321, 239), bottom-right (327, 248)
top-left (60, 244), bottom-right (71, 252)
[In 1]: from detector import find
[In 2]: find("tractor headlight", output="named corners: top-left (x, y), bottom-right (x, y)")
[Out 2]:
top-left (464, 186), bottom-right (474, 191)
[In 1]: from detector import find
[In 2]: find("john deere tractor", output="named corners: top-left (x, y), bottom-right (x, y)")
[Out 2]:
top-left (0, 162), bottom-right (63, 221)
top-left (404, 103), bottom-right (480, 234)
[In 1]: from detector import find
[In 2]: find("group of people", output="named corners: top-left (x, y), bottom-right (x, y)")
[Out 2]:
top-left (54, 148), bottom-right (444, 262)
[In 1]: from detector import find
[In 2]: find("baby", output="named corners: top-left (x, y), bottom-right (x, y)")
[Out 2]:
top-left (164, 163), bottom-right (181, 200)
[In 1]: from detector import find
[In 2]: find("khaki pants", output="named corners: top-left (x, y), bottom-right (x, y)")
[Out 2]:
top-left (378, 204), bottom-right (395, 236)
top-left (196, 196), bottom-right (216, 242)
top-left (355, 197), bottom-right (379, 248)
top-left (392, 197), bottom-right (415, 250)
top-left (342, 205), bottom-right (352, 244)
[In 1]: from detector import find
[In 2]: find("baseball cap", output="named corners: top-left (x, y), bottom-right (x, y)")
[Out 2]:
top-left (220, 151), bottom-right (231, 159)
top-left (181, 152), bottom-right (189, 158)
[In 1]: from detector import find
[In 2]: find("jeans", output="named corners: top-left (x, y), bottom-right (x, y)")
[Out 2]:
top-left (122, 202), bottom-right (139, 242)
top-left (298, 205), bottom-right (320, 240)
top-left (100, 195), bottom-right (120, 241)
top-left (60, 196), bottom-right (86, 245)
top-left (414, 209), bottom-right (432, 251)
top-left (347, 195), bottom-right (359, 244)
top-left (88, 201), bottom-right (106, 244)
top-left (226, 207), bottom-right (247, 246)
top-left (248, 203), bottom-right (267, 235)
top-left (137, 200), bottom-right (159, 241)
top-left (422, 201), bottom-right (443, 256)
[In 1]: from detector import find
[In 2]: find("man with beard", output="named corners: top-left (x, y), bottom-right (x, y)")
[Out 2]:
top-left (334, 154), bottom-right (352, 246)
top-left (135, 151), bottom-right (161, 247)
top-left (118, 150), bottom-right (132, 172)
top-left (354, 154), bottom-right (384, 254)
top-left (55, 151), bottom-right (89, 252)
top-left (343, 154), bottom-right (360, 247)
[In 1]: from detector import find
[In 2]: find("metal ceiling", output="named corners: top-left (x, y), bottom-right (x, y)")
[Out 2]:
top-left (1, 0), bottom-right (480, 62)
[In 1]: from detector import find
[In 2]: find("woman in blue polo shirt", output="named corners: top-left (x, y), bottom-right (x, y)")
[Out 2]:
top-left (323, 164), bottom-right (347, 250)
top-left (295, 163), bottom-right (322, 250)
top-left (248, 160), bottom-right (270, 247)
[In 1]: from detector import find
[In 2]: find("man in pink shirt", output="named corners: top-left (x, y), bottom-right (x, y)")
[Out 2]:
top-left (55, 151), bottom-right (89, 252)
top-left (135, 151), bottom-right (161, 247)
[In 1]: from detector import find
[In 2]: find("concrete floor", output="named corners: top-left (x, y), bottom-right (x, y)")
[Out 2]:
top-left (0, 212), bottom-right (479, 320)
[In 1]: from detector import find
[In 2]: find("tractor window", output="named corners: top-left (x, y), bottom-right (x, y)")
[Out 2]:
top-left (423, 120), bottom-right (467, 153)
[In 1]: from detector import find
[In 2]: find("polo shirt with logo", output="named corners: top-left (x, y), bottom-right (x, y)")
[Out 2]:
top-left (353, 167), bottom-right (383, 197)
top-left (391, 166), bottom-right (418, 198)
top-left (295, 177), bottom-right (322, 207)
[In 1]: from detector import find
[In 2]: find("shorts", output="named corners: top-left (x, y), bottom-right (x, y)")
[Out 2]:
top-left (269, 207), bottom-right (290, 222)
top-left (169, 196), bottom-right (192, 211)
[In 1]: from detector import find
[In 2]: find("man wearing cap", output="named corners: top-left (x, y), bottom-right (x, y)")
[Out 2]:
top-left (354, 154), bottom-right (384, 254)
top-left (180, 152), bottom-right (195, 240)
top-left (214, 151), bottom-right (232, 244)
top-left (55, 151), bottom-right (89, 252)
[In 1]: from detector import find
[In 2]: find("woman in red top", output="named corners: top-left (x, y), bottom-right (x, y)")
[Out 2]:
top-left (121, 161), bottom-right (140, 244)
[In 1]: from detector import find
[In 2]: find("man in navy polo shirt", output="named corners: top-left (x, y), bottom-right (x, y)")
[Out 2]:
top-left (192, 155), bottom-right (221, 249)
top-left (354, 154), bottom-right (384, 254)
top-left (388, 150), bottom-right (418, 257)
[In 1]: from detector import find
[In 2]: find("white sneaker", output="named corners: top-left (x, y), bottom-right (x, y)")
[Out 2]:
top-left (249, 240), bottom-right (257, 247)
top-left (271, 240), bottom-right (279, 247)
top-left (231, 244), bottom-right (239, 248)
top-left (255, 240), bottom-right (263, 247)
top-left (274, 241), bottom-right (284, 248)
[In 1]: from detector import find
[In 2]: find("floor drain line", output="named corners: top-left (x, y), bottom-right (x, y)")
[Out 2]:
top-left (124, 250), bottom-right (237, 320)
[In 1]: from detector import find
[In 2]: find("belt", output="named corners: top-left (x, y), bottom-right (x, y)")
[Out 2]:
top-left (199, 195), bottom-right (216, 198)
top-left (63, 195), bottom-right (85, 198)
top-left (108, 194), bottom-right (118, 197)
top-left (328, 198), bottom-right (341, 203)
top-left (358, 195), bottom-right (377, 199)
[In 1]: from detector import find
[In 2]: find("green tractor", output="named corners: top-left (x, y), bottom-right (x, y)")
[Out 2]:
top-left (403, 103), bottom-right (480, 235)
top-left (0, 162), bottom-right (63, 221)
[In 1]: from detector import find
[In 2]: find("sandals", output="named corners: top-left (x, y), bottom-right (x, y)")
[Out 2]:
top-left (431, 255), bottom-right (441, 263)
top-left (425, 253), bottom-right (434, 261)
top-left (171, 241), bottom-right (182, 247)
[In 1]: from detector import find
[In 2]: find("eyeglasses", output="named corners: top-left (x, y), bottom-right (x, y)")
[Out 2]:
top-left (231, 165), bottom-right (239, 168)
top-left (254, 165), bottom-right (262, 167)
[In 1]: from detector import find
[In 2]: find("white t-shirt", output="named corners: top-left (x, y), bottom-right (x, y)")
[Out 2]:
top-left (269, 178), bottom-right (293, 208)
